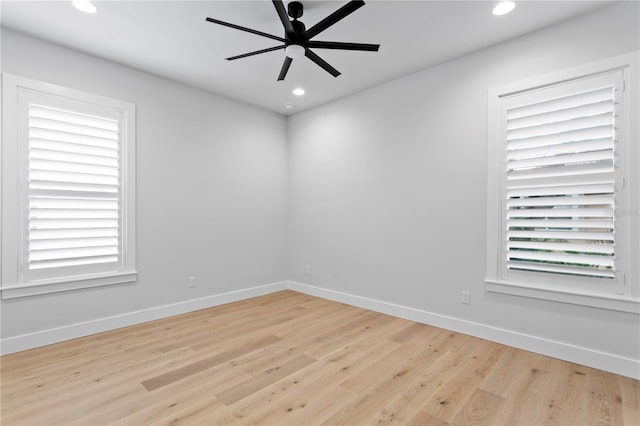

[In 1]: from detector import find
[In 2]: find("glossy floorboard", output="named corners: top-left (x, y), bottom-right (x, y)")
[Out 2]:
top-left (1, 290), bottom-right (638, 425)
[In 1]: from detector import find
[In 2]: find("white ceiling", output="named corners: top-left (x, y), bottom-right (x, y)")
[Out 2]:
top-left (1, 0), bottom-right (611, 114)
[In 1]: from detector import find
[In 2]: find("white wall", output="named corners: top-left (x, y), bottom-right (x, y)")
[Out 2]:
top-left (287, 2), bottom-right (640, 376)
top-left (2, 2), bottom-right (639, 378)
top-left (1, 29), bottom-right (288, 343)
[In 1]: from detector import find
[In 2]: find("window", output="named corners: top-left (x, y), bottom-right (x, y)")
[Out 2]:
top-left (1, 74), bottom-right (136, 298)
top-left (486, 53), bottom-right (639, 313)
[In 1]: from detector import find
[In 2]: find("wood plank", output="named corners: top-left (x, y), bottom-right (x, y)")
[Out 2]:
top-left (448, 389), bottom-right (506, 425)
top-left (489, 351), bottom-right (568, 425)
top-left (584, 367), bottom-right (624, 425)
top-left (389, 321), bottom-right (439, 344)
top-left (215, 354), bottom-right (316, 405)
top-left (2, 345), bottom-right (197, 418)
top-left (407, 409), bottom-right (450, 426)
top-left (541, 362), bottom-right (591, 425)
top-left (226, 337), bottom-right (399, 425)
top-left (340, 328), bottom-right (460, 395)
top-left (324, 341), bottom-right (463, 424)
top-left (619, 374), bottom-right (640, 425)
top-left (365, 345), bottom-right (461, 424)
top-left (419, 339), bottom-right (506, 423)
top-left (367, 338), bottom-right (501, 425)
top-left (479, 345), bottom-right (530, 398)
top-left (141, 334), bottom-right (282, 391)
top-left (107, 366), bottom-right (248, 426)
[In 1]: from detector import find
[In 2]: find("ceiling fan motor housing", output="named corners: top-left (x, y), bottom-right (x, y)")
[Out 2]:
top-left (286, 2), bottom-right (306, 46)
top-left (287, 1), bottom-right (304, 19)
top-left (288, 20), bottom-right (307, 45)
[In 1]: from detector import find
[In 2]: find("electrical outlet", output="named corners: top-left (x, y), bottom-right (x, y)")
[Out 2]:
top-left (189, 277), bottom-right (197, 288)
top-left (461, 290), bottom-right (470, 304)
top-left (304, 265), bottom-right (311, 276)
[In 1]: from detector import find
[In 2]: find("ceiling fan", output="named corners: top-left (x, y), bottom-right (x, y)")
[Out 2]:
top-left (205, 0), bottom-right (380, 81)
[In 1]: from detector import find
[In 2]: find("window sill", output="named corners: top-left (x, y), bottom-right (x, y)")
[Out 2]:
top-left (1, 272), bottom-right (137, 299)
top-left (485, 279), bottom-right (640, 314)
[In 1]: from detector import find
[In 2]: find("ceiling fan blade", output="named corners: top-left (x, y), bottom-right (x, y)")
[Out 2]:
top-left (272, 0), bottom-right (294, 34)
top-left (304, 48), bottom-right (341, 78)
top-left (278, 56), bottom-right (294, 81)
top-left (305, 0), bottom-right (365, 40)
top-left (226, 45), bottom-right (285, 61)
top-left (205, 17), bottom-right (285, 43)
top-left (306, 41), bottom-right (379, 51)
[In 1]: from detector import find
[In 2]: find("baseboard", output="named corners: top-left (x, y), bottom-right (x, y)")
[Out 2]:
top-left (4, 280), bottom-right (637, 379)
top-left (287, 281), bottom-right (640, 380)
top-left (1, 281), bottom-right (288, 355)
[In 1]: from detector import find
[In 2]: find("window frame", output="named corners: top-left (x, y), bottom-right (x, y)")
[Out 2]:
top-left (1, 73), bottom-right (137, 299)
top-left (485, 52), bottom-right (639, 314)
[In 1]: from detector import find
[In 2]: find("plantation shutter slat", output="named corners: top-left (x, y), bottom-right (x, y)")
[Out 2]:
top-left (505, 126), bottom-right (612, 150)
top-left (31, 148), bottom-right (119, 167)
top-left (506, 99), bottom-right (614, 130)
top-left (506, 172), bottom-right (614, 191)
top-left (30, 128), bottom-right (119, 149)
top-left (29, 255), bottom-right (119, 270)
top-left (506, 183), bottom-right (613, 198)
top-left (30, 180), bottom-right (118, 193)
top-left (30, 105), bottom-right (119, 130)
top-left (507, 137), bottom-right (613, 160)
top-left (507, 194), bottom-right (613, 208)
top-left (29, 218), bottom-right (119, 229)
top-left (507, 161), bottom-right (613, 180)
top-left (507, 262), bottom-right (615, 278)
top-left (30, 208), bottom-right (119, 219)
top-left (507, 219), bottom-right (613, 229)
top-left (31, 159), bottom-right (119, 177)
top-left (30, 228), bottom-right (119, 240)
top-left (30, 237), bottom-right (119, 251)
top-left (30, 170), bottom-right (119, 186)
top-left (506, 87), bottom-right (613, 119)
top-left (507, 150), bottom-right (612, 169)
top-left (504, 79), bottom-right (618, 279)
top-left (507, 230), bottom-right (614, 241)
top-left (29, 117), bottom-right (119, 140)
top-left (507, 251), bottom-right (615, 268)
top-left (507, 207), bottom-right (613, 218)
top-left (506, 112), bottom-right (613, 140)
top-left (507, 241), bottom-right (614, 255)
top-left (30, 139), bottom-right (119, 158)
top-left (28, 104), bottom-right (121, 271)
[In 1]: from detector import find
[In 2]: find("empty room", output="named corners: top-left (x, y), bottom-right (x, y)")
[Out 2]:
top-left (1, 0), bottom-right (639, 424)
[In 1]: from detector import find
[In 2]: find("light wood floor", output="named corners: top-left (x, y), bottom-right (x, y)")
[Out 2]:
top-left (1, 290), bottom-right (638, 425)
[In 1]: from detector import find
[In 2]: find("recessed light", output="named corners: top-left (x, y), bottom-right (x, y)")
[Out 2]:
top-left (292, 88), bottom-right (305, 96)
top-left (493, 1), bottom-right (515, 16)
top-left (284, 103), bottom-right (294, 109)
top-left (72, 0), bottom-right (97, 14)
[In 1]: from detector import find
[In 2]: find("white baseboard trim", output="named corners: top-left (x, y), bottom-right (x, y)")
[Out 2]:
top-left (3, 280), bottom-right (637, 379)
top-left (287, 281), bottom-right (640, 380)
top-left (1, 281), bottom-right (288, 355)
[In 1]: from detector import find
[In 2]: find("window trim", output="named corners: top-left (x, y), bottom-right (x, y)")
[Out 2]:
top-left (1, 73), bottom-right (137, 299)
top-left (485, 52), bottom-right (639, 314)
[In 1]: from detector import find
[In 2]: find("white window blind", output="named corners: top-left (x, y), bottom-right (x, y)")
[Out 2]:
top-left (486, 54), bottom-right (638, 312)
top-left (502, 73), bottom-right (620, 280)
top-left (1, 74), bottom-right (136, 298)
top-left (28, 104), bottom-right (121, 271)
